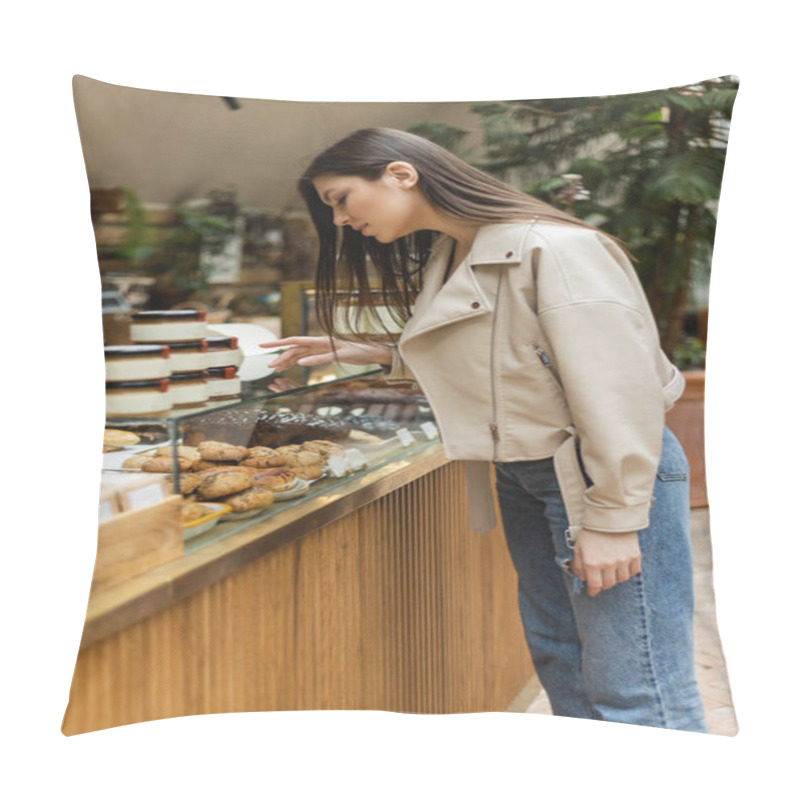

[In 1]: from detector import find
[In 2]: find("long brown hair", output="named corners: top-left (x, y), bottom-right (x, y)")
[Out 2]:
top-left (298, 127), bottom-right (599, 339)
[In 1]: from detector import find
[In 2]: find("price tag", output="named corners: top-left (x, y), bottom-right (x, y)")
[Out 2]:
top-left (420, 422), bottom-right (439, 440)
top-left (327, 455), bottom-right (350, 478)
top-left (396, 428), bottom-right (414, 447)
top-left (344, 448), bottom-right (368, 471)
top-left (126, 482), bottom-right (167, 510)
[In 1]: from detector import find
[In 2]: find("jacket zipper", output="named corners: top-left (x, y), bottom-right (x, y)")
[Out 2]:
top-left (489, 271), bottom-right (504, 459)
top-left (534, 344), bottom-right (562, 388)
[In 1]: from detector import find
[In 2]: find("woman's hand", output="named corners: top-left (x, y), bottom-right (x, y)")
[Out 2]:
top-left (571, 529), bottom-right (642, 597)
top-left (261, 336), bottom-right (392, 372)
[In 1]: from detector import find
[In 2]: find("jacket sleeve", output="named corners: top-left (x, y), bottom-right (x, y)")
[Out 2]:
top-left (534, 228), bottom-right (670, 534)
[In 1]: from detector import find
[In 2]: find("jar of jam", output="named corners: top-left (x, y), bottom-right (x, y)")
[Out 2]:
top-left (129, 309), bottom-right (207, 343)
top-left (104, 344), bottom-right (171, 381)
top-left (167, 340), bottom-right (209, 373)
top-left (168, 371), bottom-right (210, 408)
top-left (204, 336), bottom-right (243, 369)
top-left (105, 378), bottom-right (172, 417)
top-left (206, 366), bottom-right (242, 401)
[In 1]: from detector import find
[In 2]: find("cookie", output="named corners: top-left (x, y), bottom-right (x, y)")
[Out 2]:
top-left (121, 453), bottom-right (155, 470)
top-left (181, 502), bottom-right (211, 523)
top-left (300, 440), bottom-right (346, 458)
top-left (276, 450), bottom-right (324, 468)
top-left (104, 428), bottom-right (141, 448)
top-left (288, 464), bottom-right (323, 481)
top-left (240, 446), bottom-right (287, 468)
top-left (155, 444), bottom-right (202, 464)
top-left (196, 470), bottom-right (254, 500)
top-left (249, 468), bottom-right (298, 491)
top-left (225, 486), bottom-right (275, 512)
top-left (141, 455), bottom-right (195, 473)
top-left (178, 473), bottom-right (205, 495)
top-left (197, 440), bottom-right (249, 462)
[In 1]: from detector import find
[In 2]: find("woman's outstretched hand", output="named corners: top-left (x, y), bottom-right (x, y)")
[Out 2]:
top-left (571, 529), bottom-right (642, 597)
top-left (261, 336), bottom-right (392, 372)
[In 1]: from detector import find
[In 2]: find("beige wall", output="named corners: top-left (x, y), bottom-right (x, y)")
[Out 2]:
top-left (73, 75), bottom-right (484, 214)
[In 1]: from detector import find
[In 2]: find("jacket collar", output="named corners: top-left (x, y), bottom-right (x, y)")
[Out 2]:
top-left (467, 221), bottom-right (536, 266)
top-left (399, 221), bottom-right (535, 344)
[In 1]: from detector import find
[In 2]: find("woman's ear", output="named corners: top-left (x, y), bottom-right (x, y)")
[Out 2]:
top-left (384, 161), bottom-right (419, 189)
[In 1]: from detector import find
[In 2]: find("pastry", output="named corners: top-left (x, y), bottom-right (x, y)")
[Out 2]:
top-left (249, 468), bottom-right (298, 491)
top-left (104, 428), bottom-right (141, 449)
top-left (155, 444), bottom-right (202, 464)
top-left (300, 440), bottom-right (346, 458)
top-left (225, 486), bottom-right (275, 512)
top-left (121, 453), bottom-right (156, 470)
top-left (196, 470), bottom-right (254, 500)
top-left (288, 464), bottom-right (323, 481)
top-left (240, 446), bottom-right (287, 468)
top-left (274, 448), bottom-right (324, 468)
top-left (141, 455), bottom-right (196, 473)
top-left (105, 422), bottom-right (169, 444)
top-left (178, 473), bottom-right (205, 495)
top-left (347, 430), bottom-right (383, 444)
top-left (197, 440), bottom-right (249, 462)
top-left (181, 502), bottom-right (211, 523)
top-left (181, 407), bottom-right (351, 449)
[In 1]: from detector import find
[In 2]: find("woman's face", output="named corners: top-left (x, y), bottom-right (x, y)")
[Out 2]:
top-left (312, 165), bottom-right (427, 243)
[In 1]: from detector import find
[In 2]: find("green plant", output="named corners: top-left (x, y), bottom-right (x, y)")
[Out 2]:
top-left (117, 187), bottom-right (154, 263)
top-left (412, 77), bottom-right (738, 360)
top-left (672, 334), bottom-right (706, 371)
top-left (154, 206), bottom-right (237, 291)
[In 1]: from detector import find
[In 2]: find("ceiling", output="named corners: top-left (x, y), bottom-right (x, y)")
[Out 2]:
top-left (73, 75), bottom-right (485, 215)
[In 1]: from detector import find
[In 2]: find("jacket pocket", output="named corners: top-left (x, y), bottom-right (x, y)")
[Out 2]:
top-left (533, 344), bottom-right (562, 388)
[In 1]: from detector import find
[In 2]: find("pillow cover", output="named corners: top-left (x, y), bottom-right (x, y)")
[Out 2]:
top-left (64, 75), bottom-right (738, 737)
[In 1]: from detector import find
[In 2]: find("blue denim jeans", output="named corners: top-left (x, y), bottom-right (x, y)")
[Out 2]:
top-left (494, 428), bottom-right (707, 732)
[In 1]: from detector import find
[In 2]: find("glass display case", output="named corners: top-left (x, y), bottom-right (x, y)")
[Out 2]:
top-left (101, 365), bottom-right (440, 553)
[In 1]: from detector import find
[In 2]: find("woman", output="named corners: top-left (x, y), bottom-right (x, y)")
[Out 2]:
top-left (266, 127), bottom-right (707, 732)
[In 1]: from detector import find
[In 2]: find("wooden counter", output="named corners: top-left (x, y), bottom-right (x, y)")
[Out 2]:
top-left (62, 445), bottom-right (535, 735)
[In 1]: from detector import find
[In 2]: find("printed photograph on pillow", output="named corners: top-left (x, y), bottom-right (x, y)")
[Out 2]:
top-left (63, 75), bottom-right (739, 736)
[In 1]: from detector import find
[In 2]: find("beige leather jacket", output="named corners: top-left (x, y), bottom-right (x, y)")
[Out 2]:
top-left (387, 220), bottom-right (685, 535)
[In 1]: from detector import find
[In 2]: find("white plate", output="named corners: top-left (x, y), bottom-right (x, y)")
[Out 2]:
top-left (206, 323), bottom-right (282, 381)
top-left (272, 478), bottom-right (310, 501)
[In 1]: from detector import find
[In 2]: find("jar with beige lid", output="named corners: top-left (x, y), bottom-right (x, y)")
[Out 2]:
top-left (204, 336), bottom-right (243, 369)
top-left (105, 378), bottom-right (172, 417)
top-left (206, 366), bottom-right (242, 401)
top-left (168, 371), bottom-right (210, 408)
top-left (104, 344), bottom-right (171, 382)
top-left (130, 309), bottom-right (208, 343)
top-left (167, 340), bottom-right (209, 373)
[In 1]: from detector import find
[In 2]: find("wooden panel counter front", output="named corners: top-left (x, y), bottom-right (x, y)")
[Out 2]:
top-left (63, 445), bottom-right (535, 735)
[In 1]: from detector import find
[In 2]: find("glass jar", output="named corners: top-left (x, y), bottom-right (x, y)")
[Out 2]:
top-left (206, 366), bottom-right (242, 401)
top-left (169, 371), bottom-right (210, 408)
top-left (204, 335), bottom-right (243, 369)
top-left (105, 378), bottom-right (172, 417)
top-left (129, 309), bottom-right (207, 343)
top-left (104, 344), bottom-right (171, 381)
top-left (167, 340), bottom-right (209, 373)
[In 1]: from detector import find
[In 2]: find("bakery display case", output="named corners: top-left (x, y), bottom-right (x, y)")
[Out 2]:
top-left (102, 367), bottom-right (440, 555)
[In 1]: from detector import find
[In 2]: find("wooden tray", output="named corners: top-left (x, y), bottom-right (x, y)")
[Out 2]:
top-left (92, 494), bottom-right (184, 591)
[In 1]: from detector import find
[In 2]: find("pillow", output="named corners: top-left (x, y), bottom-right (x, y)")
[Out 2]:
top-left (64, 75), bottom-right (738, 738)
